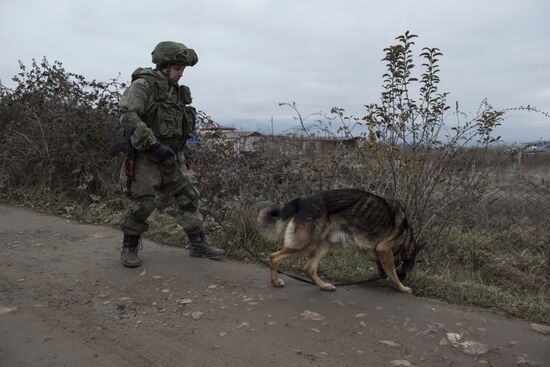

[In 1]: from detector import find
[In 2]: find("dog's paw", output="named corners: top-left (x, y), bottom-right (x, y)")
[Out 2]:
top-left (400, 286), bottom-right (412, 294)
top-left (272, 278), bottom-right (285, 287)
top-left (320, 283), bottom-right (336, 292)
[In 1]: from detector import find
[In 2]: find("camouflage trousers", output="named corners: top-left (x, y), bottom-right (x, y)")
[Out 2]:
top-left (119, 151), bottom-right (203, 236)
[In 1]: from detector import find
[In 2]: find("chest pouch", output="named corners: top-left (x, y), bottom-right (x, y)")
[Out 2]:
top-left (140, 77), bottom-right (188, 140)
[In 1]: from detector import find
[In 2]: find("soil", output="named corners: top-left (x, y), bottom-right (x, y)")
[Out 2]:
top-left (0, 204), bottom-right (548, 367)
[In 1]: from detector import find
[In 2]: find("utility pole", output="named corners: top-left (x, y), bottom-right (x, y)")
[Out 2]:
top-left (270, 117), bottom-right (274, 137)
top-left (517, 148), bottom-right (523, 176)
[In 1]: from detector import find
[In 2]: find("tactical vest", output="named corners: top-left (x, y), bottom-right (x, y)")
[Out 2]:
top-left (132, 69), bottom-right (196, 144)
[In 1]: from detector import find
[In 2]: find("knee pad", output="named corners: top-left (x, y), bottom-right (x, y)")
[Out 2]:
top-left (175, 185), bottom-right (200, 211)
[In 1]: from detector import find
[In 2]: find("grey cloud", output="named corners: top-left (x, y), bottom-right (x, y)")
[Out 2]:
top-left (1, 0), bottom-right (548, 142)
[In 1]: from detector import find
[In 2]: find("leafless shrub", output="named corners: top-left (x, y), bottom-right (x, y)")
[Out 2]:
top-left (0, 58), bottom-right (124, 200)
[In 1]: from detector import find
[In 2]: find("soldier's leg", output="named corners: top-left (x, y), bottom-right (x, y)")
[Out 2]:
top-left (160, 154), bottom-right (225, 259)
top-left (174, 184), bottom-right (225, 258)
top-left (173, 184), bottom-right (202, 232)
top-left (119, 155), bottom-right (160, 267)
top-left (154, 154), bottom-right (189, 217)
top-left (120, 195), bottom-right (156, 235)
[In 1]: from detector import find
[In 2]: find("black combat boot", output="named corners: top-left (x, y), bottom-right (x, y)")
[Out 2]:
top-left (187, 230), bottom-right (225, 259)
top-left (120, 233), bottom-right (142, 268)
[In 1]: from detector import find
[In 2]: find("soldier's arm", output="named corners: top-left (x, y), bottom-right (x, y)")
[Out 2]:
top-left (119, 78), bottom-right (157, 150)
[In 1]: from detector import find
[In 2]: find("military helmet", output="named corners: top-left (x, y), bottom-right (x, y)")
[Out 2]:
top-left (151, 41), bottom-right (198, 67)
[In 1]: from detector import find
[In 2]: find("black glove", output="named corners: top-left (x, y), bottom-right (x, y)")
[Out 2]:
top-left (149, 142), bottom-right (174, 162)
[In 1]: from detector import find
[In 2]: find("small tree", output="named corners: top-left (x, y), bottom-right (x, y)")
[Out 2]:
top-left (328, 31), bottom-right (507, 242)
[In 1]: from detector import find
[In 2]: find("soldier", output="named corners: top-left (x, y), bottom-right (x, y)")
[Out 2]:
top-left (118, 41), bottom-right (225, 268)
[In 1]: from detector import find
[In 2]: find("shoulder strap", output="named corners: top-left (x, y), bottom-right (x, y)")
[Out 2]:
top-left (133, 73), bottom-right (167, 103)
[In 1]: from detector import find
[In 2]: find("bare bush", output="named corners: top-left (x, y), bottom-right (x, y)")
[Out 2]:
top-left (0, 58), bottom-right (124, 200)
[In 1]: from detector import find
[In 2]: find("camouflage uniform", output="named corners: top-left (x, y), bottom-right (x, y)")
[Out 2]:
top-left (118, 41), bottom-right (224, 267)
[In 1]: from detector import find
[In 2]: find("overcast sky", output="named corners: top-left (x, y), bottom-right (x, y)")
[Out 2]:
top-left (1, 0), bottom-right (549, 142)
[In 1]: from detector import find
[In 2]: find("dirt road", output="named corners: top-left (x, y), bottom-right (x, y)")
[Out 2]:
top-left (0, 204), bottom-right (548, 367)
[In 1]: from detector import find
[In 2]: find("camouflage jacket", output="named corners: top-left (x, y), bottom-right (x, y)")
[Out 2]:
top-left (119, 67), bottom-right (196, 151)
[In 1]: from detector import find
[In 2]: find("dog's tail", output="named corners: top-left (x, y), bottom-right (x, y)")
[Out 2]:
top-left (256, 198), bottom-right (301, 243)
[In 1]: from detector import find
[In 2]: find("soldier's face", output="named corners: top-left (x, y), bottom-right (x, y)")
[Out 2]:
top-left (169, 65), bottom-right (185, 82)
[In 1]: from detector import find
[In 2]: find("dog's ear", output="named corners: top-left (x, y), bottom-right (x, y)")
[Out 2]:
top-left (399, 239), bottom-right (420, 273)
top-left (267, 207), bottom-right (280, 217)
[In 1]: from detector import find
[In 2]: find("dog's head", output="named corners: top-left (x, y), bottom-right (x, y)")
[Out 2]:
top-left (396, 236), bottom-right (424, 277)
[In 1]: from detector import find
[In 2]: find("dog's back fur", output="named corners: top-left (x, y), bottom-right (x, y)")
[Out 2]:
top-left (258, 189), bottom-right (420, 293)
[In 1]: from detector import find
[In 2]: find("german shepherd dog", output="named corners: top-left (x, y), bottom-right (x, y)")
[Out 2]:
top-left (257, 189), bottom-right (421, 293)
